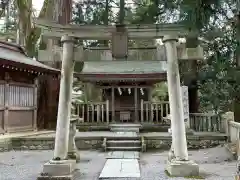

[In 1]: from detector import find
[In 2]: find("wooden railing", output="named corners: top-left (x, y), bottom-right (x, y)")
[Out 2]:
top-left (189, 113), bottom-right (222, 132)
top-left (140, 100), bottom-right (170, 123)
top-left (74, 100), bottom-right (109, 124)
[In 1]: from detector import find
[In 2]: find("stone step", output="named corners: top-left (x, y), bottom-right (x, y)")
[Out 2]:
top-left (106, 136), bottom-right (140, 140)
top-left (107, 140), bottom-right (141, 148)
top-left (107, 140), bottom-right (141, 144)
top-left (109, 123), bottom-right (142, 129)
top-left (107, 146), bottom-right (141, 151)
top-left (110, 127), bottom-right (140, 132)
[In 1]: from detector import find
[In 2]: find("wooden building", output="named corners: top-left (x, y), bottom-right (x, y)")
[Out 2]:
top-left (76, 61), bottom-right (170, 124)
top-left (0, 41), bottom-right (58, 134)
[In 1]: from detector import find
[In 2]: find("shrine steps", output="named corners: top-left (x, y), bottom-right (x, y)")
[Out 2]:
top-left (106, 140), bottom-right (141, 151)
top-left (103, 123), bottom-right (145, 152)
top-left (104, 138), bottom-right (143, 152)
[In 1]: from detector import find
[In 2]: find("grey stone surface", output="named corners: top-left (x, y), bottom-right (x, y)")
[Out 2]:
top-left (0, 146), bottom-right (236, 180)
top-left (99, 159), bottom-right (140, 178)
top-left (108, 151), bottom-right (139, 159)
top-left (41, 160), bottom-right (76, 176)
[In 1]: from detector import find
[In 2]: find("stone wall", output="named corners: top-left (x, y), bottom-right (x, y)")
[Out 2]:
top-left (146, 139), bottom-right (226, 150)
top-left (0, 136), bottom-right (226, 151)
top-left (0, 138), bottom-right (12, 152)
top-left (10, 137), bottom-right (103, 151)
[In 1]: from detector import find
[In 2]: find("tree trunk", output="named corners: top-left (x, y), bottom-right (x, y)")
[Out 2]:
top-left (37, 0), bottom-right (73, 130)
top-left (119, 0), bottom-right (125, 24)
top-left (185, 37), bottom-right (199, 113)
top-left (234, 12), bottom-right (240, 122)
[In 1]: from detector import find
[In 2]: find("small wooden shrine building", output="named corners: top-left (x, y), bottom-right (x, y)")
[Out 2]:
top-left (0, 41), bottom-right (58, 134)
top-left (76, 60), bottom-right (169, 124)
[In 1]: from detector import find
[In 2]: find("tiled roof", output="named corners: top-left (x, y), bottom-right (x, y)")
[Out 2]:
top-left (0, 41), bottom-right (58, 72)
top-left (81, 61), bottom-right (167, 74)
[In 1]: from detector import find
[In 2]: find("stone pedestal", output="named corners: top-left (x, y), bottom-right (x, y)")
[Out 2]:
top-left (166, 159), bottom-right (199, 177)
top-left (38, 160), bottom-right (78, 180)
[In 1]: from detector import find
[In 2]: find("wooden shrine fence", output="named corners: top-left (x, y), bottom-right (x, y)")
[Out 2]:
top-left (74, 100), bottom-right (224, 133)
top-left (0, 81), bottom-right (37, 134)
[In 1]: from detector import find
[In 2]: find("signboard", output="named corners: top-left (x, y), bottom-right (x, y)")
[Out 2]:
top-left (181, 86), bottom-right (189, 127)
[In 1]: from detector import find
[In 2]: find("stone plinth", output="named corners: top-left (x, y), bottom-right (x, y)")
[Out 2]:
top-left (37, 160), bottom-right (77, 180)
top-left (166, 159), bottom-right (199, 177)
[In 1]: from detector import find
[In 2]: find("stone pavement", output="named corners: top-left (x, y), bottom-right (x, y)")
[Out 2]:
top-left (107, 151), bottom-right (140, 159)
top-left (0, 146), bottom-right (237, 180)
top-left (99, 151), bottom-right (141, 179)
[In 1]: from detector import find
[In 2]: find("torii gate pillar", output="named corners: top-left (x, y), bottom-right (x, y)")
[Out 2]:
top-left (37, 35), bottom-right (77, 180)
top-left (163, 35), bottom-right (199, 177)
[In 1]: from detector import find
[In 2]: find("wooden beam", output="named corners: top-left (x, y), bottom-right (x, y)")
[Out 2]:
top-left (34, 19), bottom-right (191, 40)
top-left (134, 87), bottom-right (138, 122)
top-left (111, 87), bottom-right (115, 122)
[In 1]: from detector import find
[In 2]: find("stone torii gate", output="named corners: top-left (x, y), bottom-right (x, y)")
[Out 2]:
top-left (35, 19), bottom-right (203, 179)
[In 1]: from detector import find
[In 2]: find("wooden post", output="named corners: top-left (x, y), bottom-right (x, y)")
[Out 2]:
top-left (4, 79), bottom-right (9, 133)
top-left (87, 104), bottom-right (89, 122)
top-left (160, 103), bottom-right (164, 119)
top-left (33, 78), bottom-right (38, 130)
top-left (148, 87), bottom-right (152, 122)
top-left (106, 100), bottom-right (109, 123)
top-left (166, 103), bottom-right (169, 115)
top-left (150, 103), bottom-right (154, 122)
top-left (141, 99), bottom-right (144, 123)
top-left (111, 87), bottom-right (115, 122)
top-left (101, 104), bottom-right (104, 123)
top-left (146, 102), bottom-right (149, 122)
top-left (97, 104), bottom-right (100, 123)
top-left (134, 87), bottom-right (138, 122)
top-left (91, 104), bottom-right (94, 123)
top-left (156, 104), bottom-right (159, 123)
top-left (82, 105), bottom-right (85, 122)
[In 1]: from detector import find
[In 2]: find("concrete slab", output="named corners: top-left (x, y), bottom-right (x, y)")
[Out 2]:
top-left (99, 159), bottom-right (140, 178)
top-left (107, 151), bottom-right (140, 159)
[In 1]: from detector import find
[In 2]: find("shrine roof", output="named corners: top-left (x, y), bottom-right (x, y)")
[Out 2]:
top-left (81, 61), bottom-right (167, 74)
top-left (0, 41), bottom-right (59, 74)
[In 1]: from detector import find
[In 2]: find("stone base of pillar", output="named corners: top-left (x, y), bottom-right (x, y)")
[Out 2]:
top-left (37, 160), bottom-right (78, 180)
top-left (166, 159), bottom-right (199, 177)
top-left (67, 151), bottom-right (80, 163)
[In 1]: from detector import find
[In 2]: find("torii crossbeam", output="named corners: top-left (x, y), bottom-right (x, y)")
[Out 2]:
top-left (35, 19), bottom-right (192, 40)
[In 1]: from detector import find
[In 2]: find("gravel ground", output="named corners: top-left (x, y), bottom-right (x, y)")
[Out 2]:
top-left (0, 146), bottom-right (236, 180)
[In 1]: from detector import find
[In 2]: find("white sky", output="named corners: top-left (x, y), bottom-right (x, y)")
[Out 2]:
top-left (33, 0), bottom-right (44, 14)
